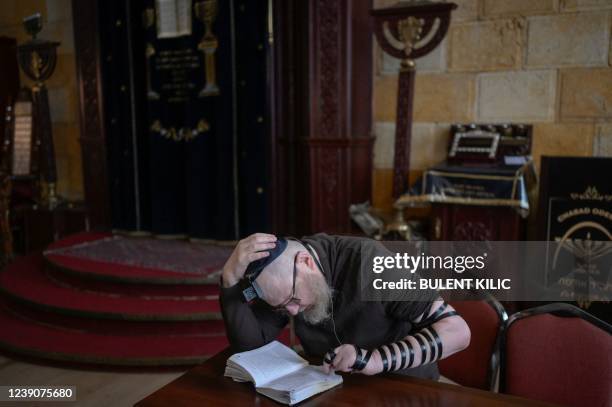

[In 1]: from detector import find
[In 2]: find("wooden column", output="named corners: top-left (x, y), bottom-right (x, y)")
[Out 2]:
top-left (272, 0), bottom-right (374, 235)
top-left (72, 0), bottom-right (111, 230)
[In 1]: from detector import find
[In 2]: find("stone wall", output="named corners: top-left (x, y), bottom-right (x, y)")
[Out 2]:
top-left (0, 0), bottom-right (83, 201)
top-left (372, 0), bottom-right (612, 212)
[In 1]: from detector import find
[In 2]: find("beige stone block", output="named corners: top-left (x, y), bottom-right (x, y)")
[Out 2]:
top-left (451, 0), bottom-right (479, 21)
top-left (448, 20), bottom-right (524, 72)
top-left (48, 86), bottom-right (78, 123)
top-left (373, 121), bottom-right (451, 171)
top-left (526, 13), bottom-right (610, 68)
top-left (54, 153), bottom-right (69, 192)
top-left (0, 1), bottom-right (17, 27)
top-left (411, 123), bottom-right (450, 170)
top-left (482, 0), bottom-right (558, 16)
top-left (46, 53), bottom-right (77, 89)
top-left (610, 33), bottom-right (612, 66)
top-left (53, 123), bottom-right (83, 200)
top-left (531, 123), bottom-right (594, 169)
top-left (379, 39), bottom-right (447, 74)
top-left (40, 20), bottom-right (74, 54)
top-left (46, 0), bottom-right (72, 23)
top-left (414, 73), bottom-right (475, 122)
top-left (52, 123), bottom-right (80, 156)
top-left (560, 69), bottom-right (612, 119)
top-left (561, 0), bottom-right (612, 11)
top-left (373, 75), bottom-right (398, 122)
top-left (477, 70), bottom-right (557, 122)
top-left (373, 122), bottom-right (395, 169)
top-left (0, 23), bottom-right (30, 44)
top-left (372, 168), bottom-right (394, 211)
top-left (593, 123), bottom-right (612, 156)
top-left (11, 0), bottom-right (46, 23)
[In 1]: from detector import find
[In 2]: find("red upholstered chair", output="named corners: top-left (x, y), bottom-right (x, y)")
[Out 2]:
top-left (438, 299), bottom-right (507, 391)
top-left (501, 303), bottom-right (612, 407)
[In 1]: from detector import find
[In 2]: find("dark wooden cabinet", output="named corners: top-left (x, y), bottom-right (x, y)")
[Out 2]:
top-left (430, 204), bottom-right (524, 241)
top-left (0, 36), bottom-right (19, 140)
top-left (18, 205), bottom-right (89, 253)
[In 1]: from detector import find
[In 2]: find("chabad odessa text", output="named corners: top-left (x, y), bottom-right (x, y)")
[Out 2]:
top-left (371, 253), bottom-right (512, 291)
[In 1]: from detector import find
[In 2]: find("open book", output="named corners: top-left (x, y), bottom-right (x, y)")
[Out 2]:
top-left (224, 341), bottom-right (343, 405)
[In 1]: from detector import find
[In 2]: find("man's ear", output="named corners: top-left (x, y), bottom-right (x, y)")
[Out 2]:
top-left (297, 251), bottom-right (316, 271)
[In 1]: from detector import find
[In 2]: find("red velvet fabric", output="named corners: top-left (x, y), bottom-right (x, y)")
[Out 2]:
top-left (438, 301), bottom-right (501, 390)
top-left (506, 313), bottom-right (612, 407)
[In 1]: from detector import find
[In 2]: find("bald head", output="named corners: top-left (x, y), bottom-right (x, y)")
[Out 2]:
top-left (255, 240), bottom-right (303, 303)
top-left (254, 240), bottom-right (332, 324)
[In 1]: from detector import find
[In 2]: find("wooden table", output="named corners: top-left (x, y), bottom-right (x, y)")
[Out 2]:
top-left (135, 349), bottom-right (556, 406)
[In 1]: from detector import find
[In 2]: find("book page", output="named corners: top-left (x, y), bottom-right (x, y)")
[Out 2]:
top-left (260, 365), bottom-right (342, 394)
top-left (227, 341), bottom-right (307, 387)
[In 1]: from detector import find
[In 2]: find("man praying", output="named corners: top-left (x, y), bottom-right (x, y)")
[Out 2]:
top-left (220, 233), bottom-right (471, 379)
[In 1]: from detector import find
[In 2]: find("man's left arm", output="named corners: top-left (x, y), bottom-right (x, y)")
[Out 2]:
top-left (324, 299), bottom-right (470, 375)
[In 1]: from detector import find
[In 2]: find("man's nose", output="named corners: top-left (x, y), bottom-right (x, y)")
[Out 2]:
top-left (286, 303), bottom-right (299, 316)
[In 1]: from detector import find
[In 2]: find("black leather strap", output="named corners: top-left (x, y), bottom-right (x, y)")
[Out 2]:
top-left (396, 341), bottom-right (407, 370)
top-left (403, 339), bottom-right (415, 368)
top-left (421, 329), bottom-right (437, 363)
top-left (388, 343), bottom-right (398, 371)
top-left (428, 310), bottom-right (459, 325)
top-left (379, 346), bottom-right (389, 372)
top-left (351, 346), bottom-right (375, 372)
top-left (415, 302), bottom-right (448, 329)
top-left (351, 345), bottom-right (366, 371)
top-left (414, 333), bottom-right (429, 365)
top-left (324, 350), bottom-right (337, 365)
top-left (363, 349), bottom-right (373, 369)
top-left (426, 327), bottom-right (443, 361)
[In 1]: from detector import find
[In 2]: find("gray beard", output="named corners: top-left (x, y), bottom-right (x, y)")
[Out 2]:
top-left (301, 273), bottom-right (332, 325)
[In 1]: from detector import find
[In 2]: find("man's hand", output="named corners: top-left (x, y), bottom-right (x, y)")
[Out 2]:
top-left (322, 344), bottom-right (383, 376)
top-left (221, 233), bottom-right (277, 288)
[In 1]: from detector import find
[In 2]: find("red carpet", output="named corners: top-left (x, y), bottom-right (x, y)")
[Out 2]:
top-left (0, 234), bottom-right (292, 366)
top-left (45, 232), bottom-right (233, 283)
top-left (1, 255), bottom-right (221, 320)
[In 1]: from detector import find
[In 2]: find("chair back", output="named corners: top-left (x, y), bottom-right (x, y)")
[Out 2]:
top-left (438, 299), bottom-right (507, 390)
top-left (501, 303), bottom-right (612, 407)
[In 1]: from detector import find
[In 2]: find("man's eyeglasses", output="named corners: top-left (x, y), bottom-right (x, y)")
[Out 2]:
top-left (273, 252), bottom-right (301, 310)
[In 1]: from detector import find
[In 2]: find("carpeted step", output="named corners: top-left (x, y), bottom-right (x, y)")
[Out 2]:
top-left (0, 255), bottom-right (222, 320)
top-left (3, 297), bottom-right (228, 336)
top-left (0, 234), bottom-right (298, 366)
top-left (44, 232), bottom-right (233, 284)
top-left (44, 266), bottom-right (221, 299)
top-left (0, 296), bottom-right (227, 365)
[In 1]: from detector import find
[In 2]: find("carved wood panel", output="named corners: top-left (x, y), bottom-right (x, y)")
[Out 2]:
top-left (72, 0), bottom-right (111, 230)
top-left (289, 0), bottom-right (374, 235)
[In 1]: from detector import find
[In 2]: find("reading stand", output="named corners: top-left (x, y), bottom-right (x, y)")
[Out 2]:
top-left (135, 348), bottom-right (555, 406)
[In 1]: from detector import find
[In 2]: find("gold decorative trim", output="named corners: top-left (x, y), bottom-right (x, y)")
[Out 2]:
top-left (195, 0), bottom-right (220, 97)
top-left (395, 193), bottom-right (529, 209)
top-left (145, 43), bottom-right (160, 100)
top-left (570, 186), bottom-right (612, 201)
top-left (426, 170), bottom-right (518, 182)
top-left (142, 8), bottom-right (155, 29)
top-left (383, 16), bottom-right (424, 58)
top-left (150, 119), bottom-right (210, 142)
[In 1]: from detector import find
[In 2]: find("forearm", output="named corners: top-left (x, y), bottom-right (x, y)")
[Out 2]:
top-left (381, 316), bottom-right (469, 368)
top-left (350, 302), bottom-right (470, 375)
